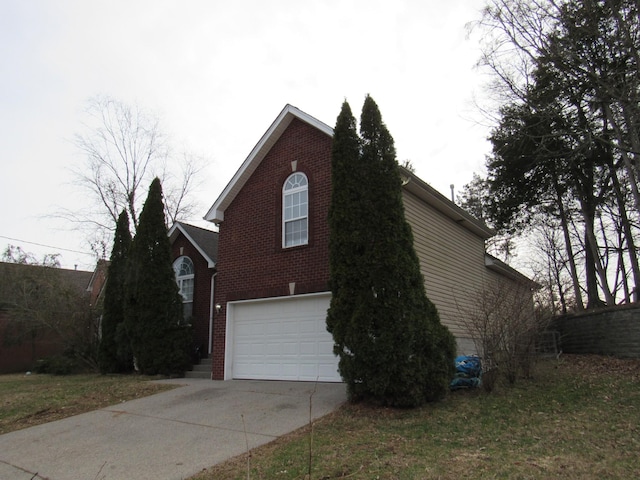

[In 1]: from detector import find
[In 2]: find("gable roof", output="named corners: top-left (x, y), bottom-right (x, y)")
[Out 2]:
top-left (86, 259), bottom-right (109, 304)
top-left (204, 104), bottom-right (333, 223)
top-left (0, 262), bottom-right (93, 296)
top-left (204, 104), bottom-right (493, 239)
top-left (168, 222), bottom-right (218, 268)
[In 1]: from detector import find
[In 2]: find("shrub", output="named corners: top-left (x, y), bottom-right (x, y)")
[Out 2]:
top-left (33, 355), bottom-right (78, 375)
top-left (459, 280), bottom-right (546, 389)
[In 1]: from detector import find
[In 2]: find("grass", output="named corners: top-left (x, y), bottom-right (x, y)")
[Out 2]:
top-left (192, 355), bottom-right (640, 480)
top-left (1, 356), bottom-right (638, 479)
top-left (0, 373), bottom-right (175, 435)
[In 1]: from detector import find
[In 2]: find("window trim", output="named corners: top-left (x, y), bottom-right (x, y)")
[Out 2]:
top-left (173, 256), bottom-right (195, 303)
top-left (282, 172), bottom-right (309, 248)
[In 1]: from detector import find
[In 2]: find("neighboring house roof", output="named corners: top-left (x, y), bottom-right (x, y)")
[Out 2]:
top-left (59, 268), bottom-right (94, 292)
top-left (0, 261), bottom-right (94, 295)
top-left (168, 222), bottom-right (218, 268)
top-left (205, 104), bottom-right (333, 223)
top-left (205, 103), bottom-right (494, 240)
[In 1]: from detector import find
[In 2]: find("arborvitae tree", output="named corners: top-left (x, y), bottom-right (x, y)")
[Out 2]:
top-left (327, 96), bottom-right (455, 407)
top-left (326, 101), bottom-right (364, 378)
top-left (124, 178), bottom-right (191, 375)
top-left (98, 210), bottom-right (133, 373)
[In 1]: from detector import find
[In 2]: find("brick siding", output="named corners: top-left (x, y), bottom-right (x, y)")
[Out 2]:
top-left (171, 235), bottom-right (214, 354)
top-left (0, 311), bottom-right (66, 373)
top-left (212, 118), bottom-right (333, 379)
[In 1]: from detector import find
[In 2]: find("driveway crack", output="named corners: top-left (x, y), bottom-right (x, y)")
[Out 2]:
top-left (101, 408), bottom-right (277, 438)
top-left (0, 459), bottom-right (49, 479)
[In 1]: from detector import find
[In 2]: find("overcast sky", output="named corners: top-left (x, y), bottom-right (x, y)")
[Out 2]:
top-left (1, 0), bottom-right (493, 270)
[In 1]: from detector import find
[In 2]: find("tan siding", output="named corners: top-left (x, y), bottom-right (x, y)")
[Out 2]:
top-left (485, 268), bottom-right (508, 290)
top-left (403, 190), bottom-right (487, 339)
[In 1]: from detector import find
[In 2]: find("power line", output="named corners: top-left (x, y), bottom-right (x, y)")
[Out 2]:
top-left (0, 235), bottom-right (95, 257)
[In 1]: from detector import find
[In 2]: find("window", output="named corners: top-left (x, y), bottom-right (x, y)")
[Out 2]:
top-left (283, 172), bottom-right (308, 247)
top-left (173, 256), bottom-right (194, 318)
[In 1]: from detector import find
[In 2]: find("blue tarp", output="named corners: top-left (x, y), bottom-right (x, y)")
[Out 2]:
top-left (450, 355), bottom-right (482, 390)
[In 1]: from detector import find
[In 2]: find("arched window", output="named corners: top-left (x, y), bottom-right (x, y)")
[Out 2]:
top-left (173, 256), bottom-right (194, 318)
top-left (283, 172), bottom-right (308, 247)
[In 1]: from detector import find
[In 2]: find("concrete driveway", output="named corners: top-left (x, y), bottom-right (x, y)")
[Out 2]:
top-left (0, 378), bottom-right (347, 480)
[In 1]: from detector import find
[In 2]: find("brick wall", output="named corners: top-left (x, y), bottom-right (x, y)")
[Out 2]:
top-left (0, 311), bottom-right (66, 373)
top-left (552, 304), bottom-right (640, 358)
top-left (212, 118), bottom-right (333, 379)
top-left (171, 235), bottom-right (213, 355)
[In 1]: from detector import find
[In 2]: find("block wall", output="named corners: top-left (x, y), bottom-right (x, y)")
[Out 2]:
top-left (552, 304), bottom-right (640, 358)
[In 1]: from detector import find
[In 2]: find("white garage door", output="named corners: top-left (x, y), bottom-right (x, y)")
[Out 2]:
top-left (230, 294), bottom-right (341, 382)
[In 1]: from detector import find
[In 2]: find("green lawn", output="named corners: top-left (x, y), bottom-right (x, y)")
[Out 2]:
top-left (193, 355), bottom-right (640, 480)
top-left (0, 373), bottom-right (174, 435)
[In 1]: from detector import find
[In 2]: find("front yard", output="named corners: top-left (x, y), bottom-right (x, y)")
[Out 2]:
top-left (1, 356), bottom-right (638, 479)
top-left (0, 373), bottom-right (174, 435)
top-left (193, 355), bottom-right (640, 479)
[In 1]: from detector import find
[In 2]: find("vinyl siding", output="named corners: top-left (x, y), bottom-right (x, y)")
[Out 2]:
top-left (402, 190), bottom-right (487, 339)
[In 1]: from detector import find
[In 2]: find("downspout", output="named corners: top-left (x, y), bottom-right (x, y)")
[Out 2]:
top-left (208, 272), bottom-right (217, 355)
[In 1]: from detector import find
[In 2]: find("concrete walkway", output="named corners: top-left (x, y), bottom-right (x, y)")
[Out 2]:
top-left (0, 379), bottom-right (347, 480)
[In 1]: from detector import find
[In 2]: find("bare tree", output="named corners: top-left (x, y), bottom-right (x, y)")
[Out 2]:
top-left (0, 250), bottom-right (99, 370)
top-left (2, 245), bottom-right (61, 268)
top-left (458, 278), bottom-right (545, 389)
top-left (471, 0), bottom-right (560, 106)
top-left (160, 149), bottom-right (205, 226)
top-left (63, 95), bottom-right (206, 252)
top-left (526, 219), bottom-right (579, 315)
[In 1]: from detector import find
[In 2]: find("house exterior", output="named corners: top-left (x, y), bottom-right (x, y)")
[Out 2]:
top-left (169, 222), bottom-right (218, 357)
top-left (0, 262), bottom-right (97, 374)
top-left (399, 170), bottom-right (535, 351)
top-left (205, 104), bottom-right (532, 382)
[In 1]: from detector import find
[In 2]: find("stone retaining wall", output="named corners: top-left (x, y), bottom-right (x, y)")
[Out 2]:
top-left (552, 303), bottom-right (640, 358)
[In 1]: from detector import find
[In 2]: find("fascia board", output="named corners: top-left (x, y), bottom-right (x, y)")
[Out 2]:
top-left (204, 104), bottom-right (333, 224)
top-left (400, 167), bottom-right (495, 239)
top-left (485, 254), bottom-right (538, 287)
top-left (168, 223), bottom-right (216, 268)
